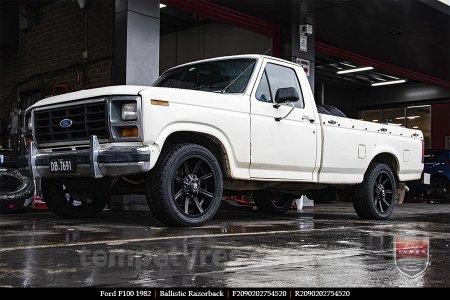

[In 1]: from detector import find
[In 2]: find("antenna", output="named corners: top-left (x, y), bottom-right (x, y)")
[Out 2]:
top-left (221, 49), bottom-right (271, 94)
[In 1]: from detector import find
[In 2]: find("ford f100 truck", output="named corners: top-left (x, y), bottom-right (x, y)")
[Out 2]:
top-left (26, 55), bottom-right (425, 226)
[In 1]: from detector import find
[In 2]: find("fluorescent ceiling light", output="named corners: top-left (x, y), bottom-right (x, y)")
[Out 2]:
top-left (383, 74), bottom-right (399, 80)
top-left (395, 115), bottom-right (419, 120)
top-left (371, 79), bottom-right (406, 86)
top-left (341, 63), bottom-right (356, 68)
top-left (160, 3), bottom-right (166, 8)
top-left (438, 0), bottom-right (450, 6)
top-left (372, 120), bottom-right (378, 122)
top-left (408, 105), bottom-right (430, 109)
top-left (337, 66), bottom-right (373, 74)
top-left (413, 126), bottom-right (419, 129)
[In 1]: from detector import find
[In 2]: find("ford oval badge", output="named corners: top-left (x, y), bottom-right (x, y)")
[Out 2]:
top-left (59, 118), bottom-right (73, 128)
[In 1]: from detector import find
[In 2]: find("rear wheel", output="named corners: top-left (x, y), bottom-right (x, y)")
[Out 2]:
top-left (253, 190), bottom-right (293, 214)
top-left (41, 178), bottom-right (109, 218)
top-left (147, 144), bottom-right (223, 227)
top-left (353, 163), bottom-right (397, 219)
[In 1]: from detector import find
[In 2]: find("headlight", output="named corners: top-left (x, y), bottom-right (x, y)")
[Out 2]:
top-left (121, 102), bottom-right (137, 120)
top-left (27, 116), bottom-right (32, 131)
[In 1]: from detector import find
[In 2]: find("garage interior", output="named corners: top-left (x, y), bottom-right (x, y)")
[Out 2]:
top-left (0, 0), bottom-right (449, 288)
top-left (1, 0), bottom-right (449, 152)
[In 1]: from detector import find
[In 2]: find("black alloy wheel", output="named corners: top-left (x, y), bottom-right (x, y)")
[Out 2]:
top-left (148, 144), bottom-right (223, 227)
top-left (172, 155), bottom-right (217, 218)
top-left (41, 178), bottom-right (109, 218)
top-left (353, 163), bottom-right (397, 220)
top-left (372, 171), bottom-right (394, 214)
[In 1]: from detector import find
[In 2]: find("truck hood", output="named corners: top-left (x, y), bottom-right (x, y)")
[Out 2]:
top-left (29, 85), bottom-right (149, 109)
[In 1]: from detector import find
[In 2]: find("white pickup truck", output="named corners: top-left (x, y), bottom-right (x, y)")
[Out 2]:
top-left (26, 55), bottom-right (425, 226)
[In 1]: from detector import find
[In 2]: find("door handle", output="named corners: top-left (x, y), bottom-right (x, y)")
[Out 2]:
top-left (328, 120), bottom-right (337, 124)
top-left (302, 115), bottom-right (315, 123)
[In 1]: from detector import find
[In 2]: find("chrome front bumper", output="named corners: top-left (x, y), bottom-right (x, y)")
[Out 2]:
top-left (29, 135), bottom-right (151, 178)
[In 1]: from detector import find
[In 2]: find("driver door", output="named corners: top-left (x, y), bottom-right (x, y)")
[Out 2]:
top-left (250, 59), bottom-right (317, 180)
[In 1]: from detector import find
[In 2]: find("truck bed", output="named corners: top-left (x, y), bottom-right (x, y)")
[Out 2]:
top-left (318, 113), bottom-right (423, 184)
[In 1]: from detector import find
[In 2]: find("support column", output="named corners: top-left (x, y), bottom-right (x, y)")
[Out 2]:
top-left (114, 0), bottom-right (160, 85)
top-left (279, 8), bottom-right (315, 92)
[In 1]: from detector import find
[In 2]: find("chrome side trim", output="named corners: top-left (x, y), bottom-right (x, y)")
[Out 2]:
top-left (90, 135), bottom-right (102, 178)
top-left (29, 141), bottom-right (39, 178)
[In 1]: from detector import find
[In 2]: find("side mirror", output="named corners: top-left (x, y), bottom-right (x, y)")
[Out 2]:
top-left (274, 87), bottom-right (299, 104)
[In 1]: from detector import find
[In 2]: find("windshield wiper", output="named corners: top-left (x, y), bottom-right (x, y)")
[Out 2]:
top-left (190, 85), bottom-right (224, 93)
top-left (220, 49), bottom-right (271, 94)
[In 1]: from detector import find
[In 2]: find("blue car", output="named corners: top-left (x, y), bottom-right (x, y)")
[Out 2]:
top-left (423, 149), bottom-right (450, 202)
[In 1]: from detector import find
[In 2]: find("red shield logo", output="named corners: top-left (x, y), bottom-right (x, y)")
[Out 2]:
top-left (395, 236), bottom-right (430, 278)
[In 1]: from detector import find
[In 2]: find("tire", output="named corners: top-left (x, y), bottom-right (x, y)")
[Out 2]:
top-left (147, 143), bottom-right (223, 227)
top-left (41, 178), bottom-right (109, 218)
top-left (0, 168), bottom-right (34, 214)
top-left (253, 190), bottom-right (294, 214)
top-left (322, 105), bottom-right (347, 118)
top-left (353, 163), bottom-right (397, 220)
top-left (317, 105), bottom-right (330, 115)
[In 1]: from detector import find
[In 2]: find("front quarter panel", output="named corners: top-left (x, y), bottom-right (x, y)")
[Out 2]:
top-left (139, 87), bottom-right (251, 179)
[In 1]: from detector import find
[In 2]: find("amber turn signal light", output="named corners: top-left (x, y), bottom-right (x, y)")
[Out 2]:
top-left (120, 127), bottom-right (138, 138)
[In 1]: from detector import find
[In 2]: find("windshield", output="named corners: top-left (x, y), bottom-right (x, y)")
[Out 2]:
top-left (153, 58), bottom-right (256, 93)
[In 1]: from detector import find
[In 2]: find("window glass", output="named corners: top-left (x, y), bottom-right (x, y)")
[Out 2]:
top-left (382, 108), bottom-right (405, 126)
top-left (153, 58), bottom-right (255, 93)
top-left (424, 150), bottom-right (441, 163)
top-left (255, 71), bottom-right (272, 102)
top-left (360, 110), bottom-right (382, 123)
top-left (359, 105), bottom-right (432, 149)
top-left (257, 63), bottom-right (304, 108)
top-left (407, 105), bottom-right (431, 148)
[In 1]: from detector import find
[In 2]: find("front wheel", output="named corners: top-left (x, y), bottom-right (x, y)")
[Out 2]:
top-left (41, 178), bottom-right (109, 218)
top-left (353, 163), bottom-right (397, 220)
top-left (147, 144), bottom-right (223, 227)
top-left (252, 191), bottom-right (293, 214)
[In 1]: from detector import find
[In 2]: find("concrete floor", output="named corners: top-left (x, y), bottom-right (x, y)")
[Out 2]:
top-left (0, 202), bottom-right (449, 287)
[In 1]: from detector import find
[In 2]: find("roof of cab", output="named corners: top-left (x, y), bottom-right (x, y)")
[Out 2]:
top-left (163, 54), bottom-right (299, 73)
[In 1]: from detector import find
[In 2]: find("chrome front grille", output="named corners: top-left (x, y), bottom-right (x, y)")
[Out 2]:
top-left (34, 101), bottom-right (109, 145)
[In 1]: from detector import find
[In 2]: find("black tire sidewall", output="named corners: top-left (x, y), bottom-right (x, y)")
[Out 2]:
top-left (317, 105), bottom-right (330, 115)
top-left (152, 144), bottom-right (223, 226)
top-left (0, 168), bottom-right (34, 200)
top-left (42, 178), bottom-right (108, 218)
top-left (322, 105), bottom-right (347, 118)
top-left (0, 168), bottom-right (34, 213)
top-left (253, 190), bottom-right (293, 214)
top-left (360, 163), bottom-right (397, 219)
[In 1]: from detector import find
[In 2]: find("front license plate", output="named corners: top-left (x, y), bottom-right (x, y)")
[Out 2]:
top-left (49, 157), bottom-right (75, 173)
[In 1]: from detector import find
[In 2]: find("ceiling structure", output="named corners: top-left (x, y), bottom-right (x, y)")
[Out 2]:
top-left (315, 52), bottom-right (417, 90)
top-left (208, 0), bottom-right (450, 84)
top-left (161, 0), bottom-right (448, 90)
top-left (160, 5), bottom-right (212, 35)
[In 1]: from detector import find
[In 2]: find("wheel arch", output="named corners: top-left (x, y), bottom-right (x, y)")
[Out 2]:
top-left (369, 152), bottom-right (400, 181)
top-left (159, 131), bottom-right (232, 179)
